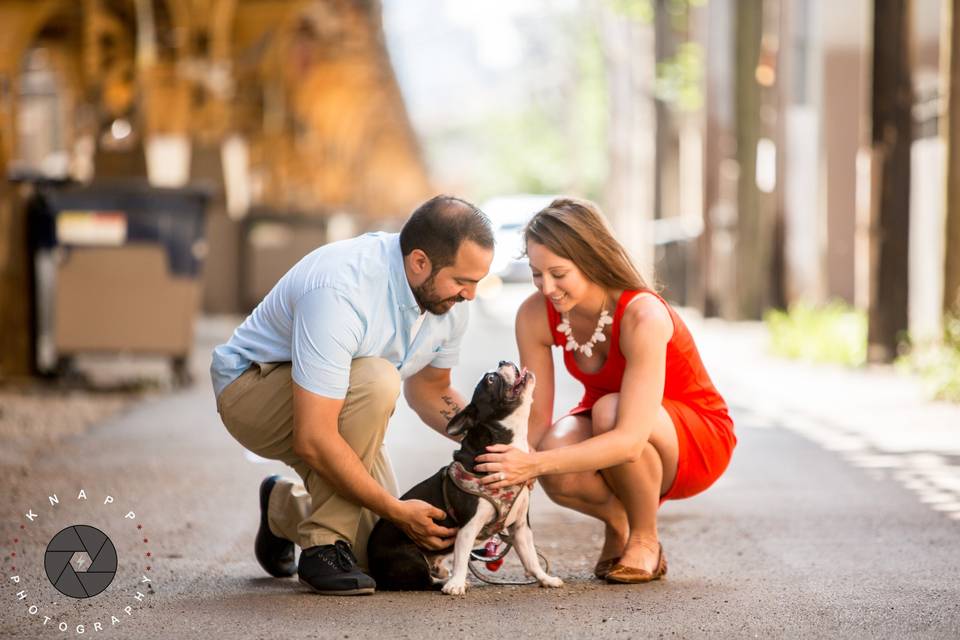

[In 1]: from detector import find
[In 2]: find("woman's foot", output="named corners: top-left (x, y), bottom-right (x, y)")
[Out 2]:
top-left (615, 536), bottom-right (662, 575)
top-left (593, 557), bottom-right (620, 579)
top-left (594, 522), bottom-right (628, 579)
top-left (606, 541), bottom-right (666, 584)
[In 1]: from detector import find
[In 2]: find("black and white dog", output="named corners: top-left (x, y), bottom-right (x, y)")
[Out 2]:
top-left (366, 361), bottom-right (563, 595)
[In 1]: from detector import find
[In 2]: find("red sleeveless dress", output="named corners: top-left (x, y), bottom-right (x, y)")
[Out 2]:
top-left (544, 290), bottom-right (736, 502)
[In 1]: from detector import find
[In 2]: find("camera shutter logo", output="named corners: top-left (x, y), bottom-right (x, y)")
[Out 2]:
top-left (44, 525), bottom-right (118, 598)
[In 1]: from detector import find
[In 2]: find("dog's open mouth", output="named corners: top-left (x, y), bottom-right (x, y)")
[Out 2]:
top-left (511, 367), bottom-right (531, 394)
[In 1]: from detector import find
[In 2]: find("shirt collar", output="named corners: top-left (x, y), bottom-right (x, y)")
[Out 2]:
top-left (389, 234), bottom-right (421, 312)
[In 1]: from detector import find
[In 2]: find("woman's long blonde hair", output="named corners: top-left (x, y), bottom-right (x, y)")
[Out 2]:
top-left (523, 197), bottom-right (653, 293)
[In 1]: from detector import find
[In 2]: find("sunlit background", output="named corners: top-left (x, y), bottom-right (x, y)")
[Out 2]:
top-left (0, 0), bottom-right (957, 402)
top-left (2, 8), bottom-right (960, 635)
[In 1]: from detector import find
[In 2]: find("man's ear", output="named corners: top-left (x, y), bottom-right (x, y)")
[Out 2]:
top-left (407, 248), bottom-right (432, 278)
top-left (446, 404), bottom-right (477, 437)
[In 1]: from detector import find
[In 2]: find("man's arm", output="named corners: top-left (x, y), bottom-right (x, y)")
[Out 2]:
top-left (403, 365), bottom-right (467, 439)
top-left (291, 385), bottom-right (398, 517)
top-left (291, 382), bottom-right (456, 549)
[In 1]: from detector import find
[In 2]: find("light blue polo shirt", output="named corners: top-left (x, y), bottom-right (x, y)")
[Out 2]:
top-left (210, 232), bottom-right (468, 400)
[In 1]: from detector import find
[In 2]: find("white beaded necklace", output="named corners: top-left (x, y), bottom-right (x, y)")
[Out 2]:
top-left (556, 302), bottom-right (613, 358)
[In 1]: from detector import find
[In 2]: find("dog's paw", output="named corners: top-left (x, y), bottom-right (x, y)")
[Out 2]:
top-left (430, 563), bottom-right (450, 580)
top-left (538, 575), bottom-right (564, 588)
top-left (441, 579), bottom-right (467, 596)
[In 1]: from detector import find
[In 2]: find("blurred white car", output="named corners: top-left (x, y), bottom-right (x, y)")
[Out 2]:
top-left (481, 194), bottom-right (555, 283)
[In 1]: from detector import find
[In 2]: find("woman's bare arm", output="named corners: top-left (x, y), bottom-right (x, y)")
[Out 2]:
top-left (526, 294), bottom-right (673, 475)
top-left (477, 293), bottom-right (674, 486)
top-left (515, 291), bottom-right (556, 448)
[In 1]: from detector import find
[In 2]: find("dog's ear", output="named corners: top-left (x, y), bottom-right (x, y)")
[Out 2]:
top-left (445, 404), bottom-right (478, 437)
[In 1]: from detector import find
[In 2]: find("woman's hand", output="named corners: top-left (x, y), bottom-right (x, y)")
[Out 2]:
top-left (475, 444), bottom-right (541, 489)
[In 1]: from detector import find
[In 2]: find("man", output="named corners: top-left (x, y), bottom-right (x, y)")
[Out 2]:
top-left (211, 195), bottom-right (494, 595)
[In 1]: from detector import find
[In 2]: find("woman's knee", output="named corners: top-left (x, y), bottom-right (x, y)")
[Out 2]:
top-left (591, 394), bottom-right (620, 436)
top-left (539, 472), bottom-right (585, 500)
top-left (538, 415), bottom-right (592, 450)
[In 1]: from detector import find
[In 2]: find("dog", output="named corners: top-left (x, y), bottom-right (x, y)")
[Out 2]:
top-left (366, 361), bottom-right (563, 595)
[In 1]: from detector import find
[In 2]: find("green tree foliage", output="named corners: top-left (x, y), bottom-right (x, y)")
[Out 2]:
top-left (655, 41), bottom-right (704, 112)
top-left (764, 302), bottom-right (868, 367)
top-left (898, 315), bottom-right (960, 403)
top-left (472, 20), bottom-right (608, 200)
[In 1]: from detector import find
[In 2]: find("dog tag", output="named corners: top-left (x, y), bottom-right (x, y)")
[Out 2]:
top-left (484, 540), bottom-right (504, 572)
top-left (485, 557), bottom-right (504, 572)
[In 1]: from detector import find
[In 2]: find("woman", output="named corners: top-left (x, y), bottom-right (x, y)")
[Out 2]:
top-left (476, 197), bottom-right (736, 583)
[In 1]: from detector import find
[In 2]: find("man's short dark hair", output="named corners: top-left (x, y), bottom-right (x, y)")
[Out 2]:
top-left (399, 195), bottom-right (494, 270)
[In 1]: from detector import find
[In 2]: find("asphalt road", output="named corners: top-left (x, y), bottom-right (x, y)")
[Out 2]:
top-left (2, 284), bottom-right (959, 639)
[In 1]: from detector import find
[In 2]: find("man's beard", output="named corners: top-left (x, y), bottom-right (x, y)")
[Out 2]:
top-left (412, 272), bottom-right (465, 315)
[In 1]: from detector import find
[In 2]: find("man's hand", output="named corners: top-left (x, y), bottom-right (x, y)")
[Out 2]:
top-left (390, 499), bottom-right (458, 550)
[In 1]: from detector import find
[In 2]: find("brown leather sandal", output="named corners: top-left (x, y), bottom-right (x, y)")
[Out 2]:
top-left (593, 557), bottom-right (620, 580)
top-left (605, 543), bottom-right (667, 584)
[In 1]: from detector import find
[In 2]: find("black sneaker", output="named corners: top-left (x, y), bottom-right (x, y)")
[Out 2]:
top-left (255, 475), bottom-right (296, 578)
top-left (298, 540), bottom-right (376, 595)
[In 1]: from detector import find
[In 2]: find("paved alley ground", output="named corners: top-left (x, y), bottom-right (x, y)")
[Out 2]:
top-left (2, 284), bottom-right (959, 638)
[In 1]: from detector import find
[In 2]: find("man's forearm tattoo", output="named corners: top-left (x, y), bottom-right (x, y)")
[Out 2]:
top-left (439, 394), bottom-right (461, 422)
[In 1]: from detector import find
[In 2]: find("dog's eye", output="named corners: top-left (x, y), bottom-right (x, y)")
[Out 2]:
top-left (485, 374), bottom-right (496, 385)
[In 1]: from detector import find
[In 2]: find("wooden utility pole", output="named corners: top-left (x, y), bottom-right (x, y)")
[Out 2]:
top-left (700, 0), bottom-right (737, 319)
top-left (734, 0), bottom-right (767, 318)
top-left (653, 0), bottom-right (678, 227)
top-left (0, 131), bottom-right (35, 380)
top-left (867, 0), bottom-right (913, 362)
top-left (944, 0), bottom-right (960, 316)
top-left (0, 1), bottom-right (62, 380)
top-left (761, 0), bottom-right (786, 312)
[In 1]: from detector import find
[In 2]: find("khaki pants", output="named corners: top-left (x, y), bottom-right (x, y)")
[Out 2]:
top-left (216, 358), bottom-right (401, 568)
